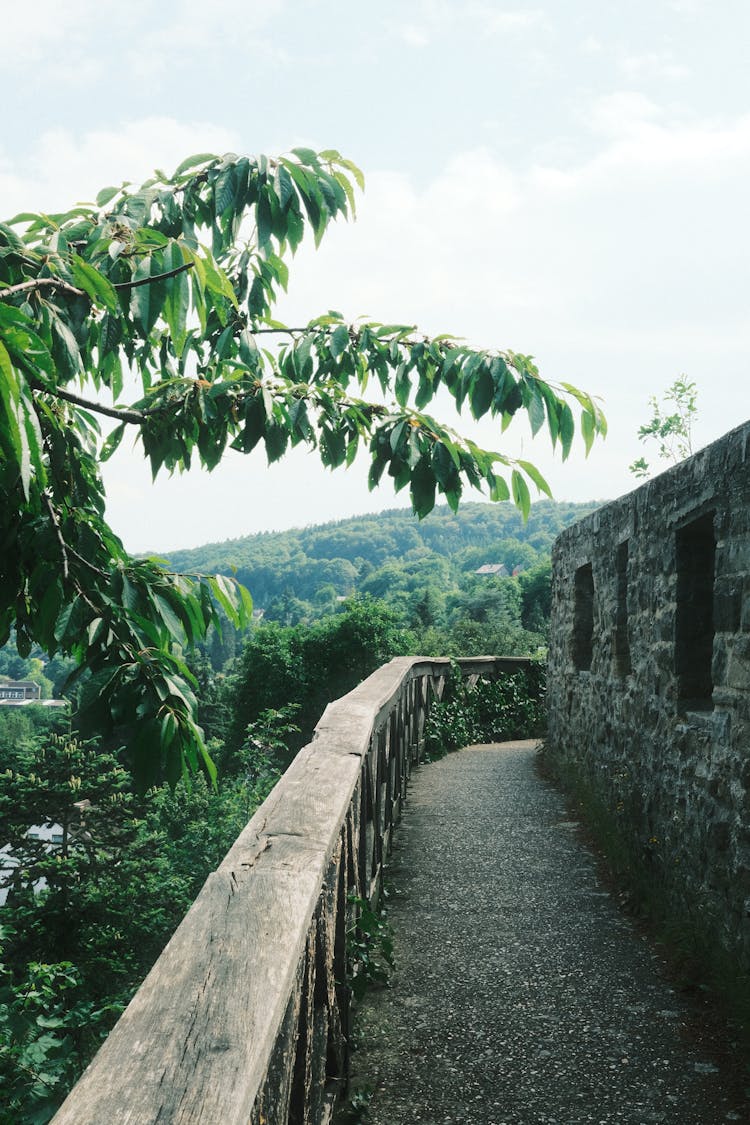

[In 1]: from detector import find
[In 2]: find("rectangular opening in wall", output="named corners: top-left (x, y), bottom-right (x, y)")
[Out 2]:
top-left (675, 512), bottom-right (715, 710)
top-left (614, 540), bottom-right (631, 676)
top-left (572, 563), bottom-right (594, 671)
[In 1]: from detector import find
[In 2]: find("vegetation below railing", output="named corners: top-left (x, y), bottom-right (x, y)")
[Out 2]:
top-left (423, 660), bottom-right (546, 758)
top-left (42, 656), bottom-right (523, 1125)
top-left (0, 733), bottom-right (276, 1125)
top-left (0, 603), bottom-right (539, 1123)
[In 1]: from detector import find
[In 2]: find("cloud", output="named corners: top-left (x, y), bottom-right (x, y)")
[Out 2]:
top-left (393, 23), bottom-right (432, 47)
top-left (580, 35), bottom-right (603, 54)
top-left (2, 0), bottom-right (99, 52)
top-left (388, 1), bottom-right (548, 48)
top-left (584, 91), bottom-right (664, 137)
top-left (0, 118), bottom-right (241, 216)
top-left (4, 1), bottom-right (287, 87)
top-left (619, 50), bottom-right (690, 81)
top-left (576, 95), bottom-right (750, 181)
top-left (473, 6), bottom-right (548, 34)
top-left (270, 105), bottom-right (750, 516)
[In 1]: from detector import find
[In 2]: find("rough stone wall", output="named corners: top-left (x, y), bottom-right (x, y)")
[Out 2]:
top-left (547, 420), bottom-right (750, 970)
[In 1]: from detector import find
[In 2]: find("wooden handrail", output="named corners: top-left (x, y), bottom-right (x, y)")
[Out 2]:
top-left (52, 655), bottom-right (530, 1125)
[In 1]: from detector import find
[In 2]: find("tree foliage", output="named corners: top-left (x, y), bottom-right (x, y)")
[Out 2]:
top-left (223, 597), bottom-right (410, 766)
top-left (423, 662), bottom-right (546, 759)
top-left (0, 148), bottom-right (605, 782)
top-left (0, 728), bottom-right (267, 1122)
top-left (629, 377), bottom-right (697, 479)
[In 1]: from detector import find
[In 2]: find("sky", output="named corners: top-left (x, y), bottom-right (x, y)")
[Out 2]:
top-left (3, 0), bottom-right (749, 552)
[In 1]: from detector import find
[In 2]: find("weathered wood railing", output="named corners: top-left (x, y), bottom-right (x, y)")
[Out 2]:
top-left (53, 655), bottom-right (529, 1125)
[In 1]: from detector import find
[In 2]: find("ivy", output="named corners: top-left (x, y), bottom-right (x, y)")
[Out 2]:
top-left (346, 894), bottom-right (395, 1003)
top-left (423, 663), bottom-right (547, 759)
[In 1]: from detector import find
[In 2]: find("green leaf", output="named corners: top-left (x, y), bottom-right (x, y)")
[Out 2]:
top-left (96, 185), bottom-right (120, 207)
top-left (173, 152), bottom-right (217, 177)
top-left (162, 244), bottom-right (190, 356)
top-left (340, 158), bottom-right (366, 192)
top-left (581, 409), bottom-right (596, 456)
top-left (0, 352), bottom-right (28, 494)
top-left (410, 457), bottom-right (437, 519)
top-left (49, 312), bottom-right (83, 381)
top-left (330, 323), bottom-right (349, 359)
top-left (469, 365), bottom-right (494, 419)
top-left (526, 384), bottom-right (546, 437)
top-left (0, 304), bottom-right (55, 376)
top-left (200, 246), bottom-right (239, 309)
top-left (510, 469), bottom-right (531, 520)
top-left (517, 459), bottom-right (552, 498)
top-left (0, 338), bottom-right (14, 385)
top-left (257, 194), bottom-right (272, 248)
top-left (131, 253), bottom-right (168, 337)
top-left (394, 363), bottom-right (410, 408)
top-left (432, 442), bottom-right (458, 489)
top-left (100, 424), bottom-right (126, 462)
top-left (290, 147), bottom-right (320, 166)
top-left (559, 403), bottom-right (575, 461)
top-left (71, 255), bottom-right (118, 311)
top-left (214, 166), bottom-right (237, 216)
top-left (0, 220), bottom-right (27, 251)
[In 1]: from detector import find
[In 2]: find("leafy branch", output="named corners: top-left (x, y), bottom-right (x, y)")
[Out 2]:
top-left (629, 377), bottom-right (697, 479)
top-left (0, 261), bottom-right (194, 302)
top-left (0, 147), bottom-right (605, 783)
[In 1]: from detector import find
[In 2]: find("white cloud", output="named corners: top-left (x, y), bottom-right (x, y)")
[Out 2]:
top-left (473, 6), bottom-right (548, 34)
top-left (619, 50), bottom-right (690, 81)
top-left (387, 1), bottom-right (547, 47)
top-left (576, 96), bottom-right (750, 182)
top-left (584, 91), bottom-right (663, 137)
top-left (580, 35), bottom-right (603, 54)
top-left (3, 1), bottom-right (287, 86)
top-left (0, 118), bottom-right (241, 216)
top-left (2, 0), bottom-right (100, 52)
top-left (394, 23), bottom-right (432, 47)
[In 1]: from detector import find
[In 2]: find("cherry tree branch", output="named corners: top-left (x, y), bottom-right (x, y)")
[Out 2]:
top-left (0, 261), bottom-right (194, 302)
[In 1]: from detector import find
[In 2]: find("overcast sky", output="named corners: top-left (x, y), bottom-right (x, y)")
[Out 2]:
top-left (3, 1), bottom-right (749, 552)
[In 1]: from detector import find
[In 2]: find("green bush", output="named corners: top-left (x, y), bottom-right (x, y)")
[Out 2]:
top-left (423, 662), bottom-right (546, 758)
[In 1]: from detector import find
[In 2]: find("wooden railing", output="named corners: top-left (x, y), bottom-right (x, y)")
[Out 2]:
top-left (53, 655), bottom-right (529, 1125)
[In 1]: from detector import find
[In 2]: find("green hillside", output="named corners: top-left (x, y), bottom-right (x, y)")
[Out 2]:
top-left (166, 499), bottom-right (601, 614)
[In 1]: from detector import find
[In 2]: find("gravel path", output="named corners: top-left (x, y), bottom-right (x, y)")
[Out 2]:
top-left (350, 741), bottom-right (747, 1125)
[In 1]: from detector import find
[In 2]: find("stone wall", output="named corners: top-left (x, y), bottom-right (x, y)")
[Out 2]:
top-left (547, 420), bottom-right (750, 971)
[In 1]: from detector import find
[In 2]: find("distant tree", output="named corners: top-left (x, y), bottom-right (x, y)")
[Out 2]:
top-left (629, 377), bottom-right (698, 478)
top-left (225, 598), bottom-right (409, 763)
top-left (0, 149), bottom-right (605, 782)
top-left (409, 585), bottom-right (446, 629)
top-left (518, 558), bottom-right (552, 635)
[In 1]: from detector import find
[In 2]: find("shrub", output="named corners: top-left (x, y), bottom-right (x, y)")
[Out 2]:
top-left (423, 662), bottom-right (546, 758)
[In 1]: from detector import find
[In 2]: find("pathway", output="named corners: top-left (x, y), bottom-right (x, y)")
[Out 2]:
top-left (350, 741), bottom-right (746, 1125)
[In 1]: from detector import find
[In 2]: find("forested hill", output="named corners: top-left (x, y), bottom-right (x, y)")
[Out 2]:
top-left (166, 500), bottom-right (601, 613)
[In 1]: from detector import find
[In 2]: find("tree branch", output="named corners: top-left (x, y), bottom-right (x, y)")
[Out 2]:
top-left (115, 261), bottom-right (194, 290)
top-left (67, 543), bottom-right (110, 580)
top-left (0, 276), bottom-right (85, 301)
top-left (48, 385), bottom-right (148, 424)
top-left (42, 492), bottom-right (70, 582)
top-left (0, 260), bottom-right (194, 302)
